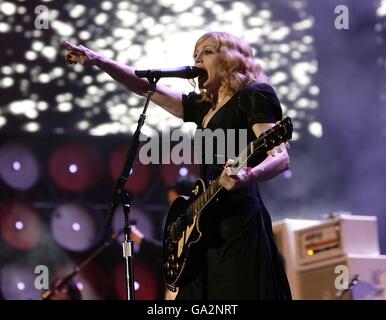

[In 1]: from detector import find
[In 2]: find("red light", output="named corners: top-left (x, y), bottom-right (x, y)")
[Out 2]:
top-left (114, 260), bottom-right (161, 300)
top-left (0, 202), bottom-right (43, 250)
top-left (109, 145), bottom-right (152, 194)
top-left (48, 142), bottom-right (102, 192)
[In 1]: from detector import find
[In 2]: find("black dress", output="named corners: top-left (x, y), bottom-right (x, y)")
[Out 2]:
top-left (176, 83), bottom-right (292, 300)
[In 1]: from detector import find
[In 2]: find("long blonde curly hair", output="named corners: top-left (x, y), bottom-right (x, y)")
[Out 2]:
top-left (193, 31), bottom-right (268, 103)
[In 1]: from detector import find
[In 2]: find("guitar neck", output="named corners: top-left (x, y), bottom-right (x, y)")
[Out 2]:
top-left (190, 137), bottom-right (267, 214)
top-left (191, 177), bottom-right (222, 214)
top-left (188, 116), bottom-right (292, 218)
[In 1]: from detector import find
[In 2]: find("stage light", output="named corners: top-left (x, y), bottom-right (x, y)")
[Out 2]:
top-left (1, 77), bottom-right (13, 88)
top-left (377, 0), bottom-right (386, 17)
top-left (71, 222), bottom-right (81, 231)
top-left (53, 262), bottom-right (110, 300)
top-left (15, 221), bottom-right (24, 230)
top-left (0, 2), bottom-right (17, 16)
top-left (109, 145), bottom-right (152, 194)
top-left (48, 142), bottom-right (102, 192)
top-left (160, 163), bottom-right (200, 187)
top-left (17, 282), bottom-right (25, 291)
top-left (101, 1), bottom-right (113, 11)
top-left (0, 116), bottom-right (7, 128)
top-left (0, 142), bottom-right (39, 190)
top-left (50, 203), bottom-right (103, 252)
top-left (0, 0), bottom-right (317, 141)
top-left (0, 202), bottom-right (43, 250)
top-left (23, 122), bottom-right (40, 132)
top-left (308, 121), bottom-right (323, 138)
top-left (12, 161), bottom-right (21, 171)
top-left (179, 167), bottom-right (188, 176)
top-left (114, 260), bottom-right (160, 300)
top-left (112, 206), bottom-right (154, 249)
top-left (0, 263), bottom-right (42, 300)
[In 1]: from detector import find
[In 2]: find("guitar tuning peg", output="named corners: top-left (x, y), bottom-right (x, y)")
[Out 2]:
top-left (285, 142), bottom-right (290, 149)
top-left (277, 146), bottom-right (283, 153)
top-left (267, 150), bottom-right (275, 157)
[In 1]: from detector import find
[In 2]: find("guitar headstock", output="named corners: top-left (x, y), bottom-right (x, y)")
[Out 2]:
top-left (255, 117), bottom-right (293, 151)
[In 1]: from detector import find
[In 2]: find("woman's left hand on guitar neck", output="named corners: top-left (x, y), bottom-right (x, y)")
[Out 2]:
top-left (219, 159), bottom-right (253, 191)
top-left (220, 143), bottom-right (289, 191)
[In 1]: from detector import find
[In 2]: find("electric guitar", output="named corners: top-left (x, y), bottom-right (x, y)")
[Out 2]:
top-left (163, 117), bottom-right (293, 291)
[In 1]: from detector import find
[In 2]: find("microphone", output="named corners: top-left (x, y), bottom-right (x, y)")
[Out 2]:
top-left (134, 66), bottom-right (206, 79)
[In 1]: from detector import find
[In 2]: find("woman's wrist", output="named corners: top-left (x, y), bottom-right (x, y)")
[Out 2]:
top-left (248, 166), bottom-right (263, 185)
top-left (94, 54), bottom-right (108, 67)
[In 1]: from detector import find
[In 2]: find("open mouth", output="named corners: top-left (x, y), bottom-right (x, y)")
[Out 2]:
top-left (197, 70), bottom-right (208, 88)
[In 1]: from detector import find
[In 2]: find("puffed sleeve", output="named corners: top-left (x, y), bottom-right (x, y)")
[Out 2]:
top-left (182, 91), bottom-right (211, 126)
top-left (238, 83), bottom-right (283, 128)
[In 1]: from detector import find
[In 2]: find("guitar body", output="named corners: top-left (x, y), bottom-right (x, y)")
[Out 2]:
top-left (163, 178), bottom-right (206, 291)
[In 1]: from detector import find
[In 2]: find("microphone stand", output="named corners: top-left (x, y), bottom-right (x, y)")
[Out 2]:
top-left (40, 231), bottom-right (122, 300)
top-left (104, 76), bottom-right (159, 300)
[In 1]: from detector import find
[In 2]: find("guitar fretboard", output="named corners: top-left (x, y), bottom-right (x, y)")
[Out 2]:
top-left (191, 179), bottom-right (221, 214)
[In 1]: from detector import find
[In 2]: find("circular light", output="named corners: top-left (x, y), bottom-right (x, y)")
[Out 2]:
top-left (12, 161), bottom-right (21, 171)
top-left (0, 202), bottom-right (43, 250)
top-left (0, 263), bottom-right (42, 300)
top-left (0, 142), bottom-right (40, 190)
top-left (17, 282), bottom-right (25, 291)
top-left (179, 167), bottom-right (188, 176)
top-left (71, 222), bottom-right (81, 231)
top-left (0, 2), bottom-right (17, 15)
top-left (51, 203), bottom-right (102, 252)
top-left (49, 142), bottom-right (102, 192)
top-left (68, 164), bottom-right (78, 174)
top-left (14, 221), bottom-right (24, 230)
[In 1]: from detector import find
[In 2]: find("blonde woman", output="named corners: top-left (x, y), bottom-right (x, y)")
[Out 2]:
top-left (64, 31), bottom-right (291, 300)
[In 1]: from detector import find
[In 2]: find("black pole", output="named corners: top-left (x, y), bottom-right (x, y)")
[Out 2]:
top-left (104, 77), bottom-right (159, 300)
top-left (40, 231), bottom-right (122, 300)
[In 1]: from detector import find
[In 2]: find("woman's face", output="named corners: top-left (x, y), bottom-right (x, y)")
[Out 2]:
top-left (194, 38), bottom-right (224, 93)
